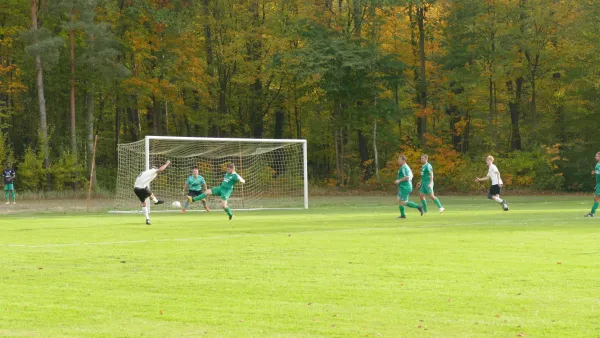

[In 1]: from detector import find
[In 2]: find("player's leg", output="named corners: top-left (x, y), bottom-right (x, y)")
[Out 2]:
top-left (10, 185), bottom-right (15, 204)
top-left (183, 190), bottom-right (196, 211)
top-left (419, 192), bottom-right (428, 213)
top-left (221, 198), bottom-right (233, 220)
top-left (397, 196), bottom-right (407, 218)
top-left (4, 185), bottom-right (9, 204)
top-left (190, 188), bottom-right (214, 203)
top-left (404, 188), bottom-right (423, 214)
top-left (141, 200), bottom-right (151, 224)
top-left (428, 192), bottom-right (444, 213)
top-left (198, 192), bottom-right (210, 211)
top-left (586, 191), bottom-right (599, 217)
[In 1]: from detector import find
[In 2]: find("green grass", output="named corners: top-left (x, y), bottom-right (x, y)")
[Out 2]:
top-left (1, 196), bottom-right (599, 337)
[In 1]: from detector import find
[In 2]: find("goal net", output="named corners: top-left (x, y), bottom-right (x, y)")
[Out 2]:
top-left (113, 136), bottom-right (308, 212)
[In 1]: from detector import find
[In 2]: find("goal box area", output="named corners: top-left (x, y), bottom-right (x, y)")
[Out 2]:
top-left (113, 136), bottom-right (308, 213)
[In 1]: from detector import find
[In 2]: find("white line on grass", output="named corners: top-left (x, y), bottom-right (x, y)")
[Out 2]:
top-left (1, 217), bottom-right (583, 249)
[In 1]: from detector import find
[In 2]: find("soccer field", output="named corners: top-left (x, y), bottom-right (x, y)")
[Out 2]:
top-left (1, 196), bottom-right (599, 337)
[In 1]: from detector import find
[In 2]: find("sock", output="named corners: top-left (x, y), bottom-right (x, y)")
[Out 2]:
top-left (406, 201), bottom-right (420, 209)
top-left (592, 202), bottom-right (599, 215)
top-left (4, 191), bottom-right (8, 201)
top-left (421, 199), bottom-right (428, 212)
top-left (493, 196), bottom-right (503, 204)
top-left (224, 207), bottom-right (233, 217)
top-left (192, 193), bottom-right (207, 202)
top-left (151, 196), bottom-right (158, 203)
top-left (11, 190), bottom-right (15, 201)
top-left (399, 205), bottom-right (406, 217)
top-left (434, 198), bottom-right (443, 208)
top-left (183, 200), bottom-right (190, 209)
top-left (142, 206), bottom-right (149, 220)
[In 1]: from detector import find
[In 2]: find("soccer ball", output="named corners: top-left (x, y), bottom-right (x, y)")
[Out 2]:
top-left (172, 201), bottom-right (182, 209)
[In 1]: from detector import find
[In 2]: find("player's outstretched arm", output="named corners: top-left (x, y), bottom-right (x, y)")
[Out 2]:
top-left (236, 174), bottom-right (246, 184)
top-left (158, 160), bottom-right (171, 172)
top-left (475, 176), bottom-right (490, 182)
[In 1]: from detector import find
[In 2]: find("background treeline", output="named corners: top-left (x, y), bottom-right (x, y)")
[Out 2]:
top-left (0, 0), bottom-right (599, 193)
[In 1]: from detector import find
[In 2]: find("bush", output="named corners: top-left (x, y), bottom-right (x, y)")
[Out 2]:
top-left (18, 146), bottom-right (45, 191)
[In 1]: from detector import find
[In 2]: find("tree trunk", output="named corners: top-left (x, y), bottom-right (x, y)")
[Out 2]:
top-left (334, 128), bottom-right (341, 187)
top-left (416, 5), bottom-right (427, 145)
top-left (31, 0), bottom-right (49, 174)
top-left (274, 107), bottom-right (284, 139)
top-left (357, 129), bottom-right (371, 181)
top-left (69, 8), bottom-right (77, 158)
top-left (507, 78), bottom-right (523, 151)
top-left (86, 90), bottom-right (96, 188)
top-left (115, 100), bottom-right (121, 164)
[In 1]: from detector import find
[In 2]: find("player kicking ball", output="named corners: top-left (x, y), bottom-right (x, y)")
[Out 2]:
top-left (584, 151), bottom-right (600, 217)
top-left (475, 155), bottom-right (509, 211)
top-left (394, 155), bottom-right (424, 219)
top-left (133, 160), bottom-right (170, 225)
top-left (182, 168), bottom-right (210, 213)
top-left (417, 154), bottom-right (445, 214)
top-left (187, 163), bottom-right (245, 220)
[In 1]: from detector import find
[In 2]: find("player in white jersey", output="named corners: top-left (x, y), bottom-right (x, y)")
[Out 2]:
top-left (134, 160), bottom-right (171, 225)
top-left (475, 155), bottom-right (509, 211)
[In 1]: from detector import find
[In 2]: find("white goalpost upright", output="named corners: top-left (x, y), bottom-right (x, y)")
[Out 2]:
top-left (113, 136), bottom-right (308, 212)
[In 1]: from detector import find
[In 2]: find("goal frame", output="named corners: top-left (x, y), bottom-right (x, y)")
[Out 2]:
top-left (134, 135), bottom-right (308, 210)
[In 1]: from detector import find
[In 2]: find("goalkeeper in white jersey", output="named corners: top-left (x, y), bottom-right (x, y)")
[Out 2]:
top-left (134, 160), bottom-right (170, 225)
top-left (475, 155), bottom-right (509, 211)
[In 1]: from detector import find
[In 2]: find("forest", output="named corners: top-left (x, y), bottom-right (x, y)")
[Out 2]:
top-left (0, 0), bottom-right (599, 193)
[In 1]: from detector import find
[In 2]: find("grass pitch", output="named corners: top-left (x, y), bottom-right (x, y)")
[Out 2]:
top-left (1, 196), bottom-right (599, 337)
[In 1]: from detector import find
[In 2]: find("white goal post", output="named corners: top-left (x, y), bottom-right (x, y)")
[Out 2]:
top-left (112, 136), bottom-right (308, 212)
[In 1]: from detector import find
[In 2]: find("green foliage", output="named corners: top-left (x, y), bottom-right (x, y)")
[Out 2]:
top-left (2, 0), bottom-right (600, 193)
top-left (47, 151), bottom-right (87, 191)
top-left (18, 146), bottom-right (45, 191)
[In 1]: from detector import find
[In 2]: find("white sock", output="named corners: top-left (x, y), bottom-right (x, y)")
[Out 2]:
top-left (151, 196), bottom-right (158, 203)
top-left (493, 197), bottom-right (503, 203)
top-left (142, 206), bottom-right (149, 220)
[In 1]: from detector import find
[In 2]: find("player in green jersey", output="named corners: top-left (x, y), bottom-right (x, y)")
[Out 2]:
top-left (182, 168), bottom-right (210, 213)
top-left (585, 151), bottom-right (600, 217)
top-left (416, 154), bottom-right (444, 214)
top-left (187, 163), bottom-right (245, 220)
top-left (2, 162), bottom-right (16, 205)
top-left (394, 155), bottom-right (423, 219)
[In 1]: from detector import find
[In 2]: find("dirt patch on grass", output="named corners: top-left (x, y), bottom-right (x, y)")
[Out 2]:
top-left (0, 198), bottom-right (115, 215)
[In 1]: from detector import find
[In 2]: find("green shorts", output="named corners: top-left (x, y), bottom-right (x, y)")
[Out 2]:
top-left (595, 184), bottom-right (600, 196)
top-left (397, 186), bottom-right (413, 201)
top-left (212, 187), bottom-right (232, 201)
top-left (419, 183), bottom-right (434, 195)
top-left (4, 183), bottom-right (14, 191)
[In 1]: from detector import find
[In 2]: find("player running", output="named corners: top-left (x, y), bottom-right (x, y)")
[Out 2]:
top-left (475, 155), bottom-right (509, 211)
top-left (394, 155), bottom-right (424, 219)
top-left (187, 163), bottom-right (245, 220)
top-left (133, 160), bottom-right (170, 225)
top-left (584, 151), bottom-right (600, 217)
top-left (181, 168), bottom-right (210, 213)
top-left (417, 154), bottom-right (445, 214)
top-left (2, 162), bottom-right (16, 205)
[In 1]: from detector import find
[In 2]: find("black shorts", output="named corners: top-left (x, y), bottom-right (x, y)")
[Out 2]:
top-left (489, 184), bottom-right (501, 196)
top-left (188, 190), bottom-right (203, 198)
top-left (134, 187), bottom-right (152, 203)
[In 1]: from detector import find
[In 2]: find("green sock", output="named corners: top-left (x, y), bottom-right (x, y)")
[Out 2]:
top-left (592, 202), bottom-right (599, 215)
top-left (421, 199), bottom-right (428, 212)
top-left (224, 207), bottom-right (233, 217)
top-left (434, 198), bottom-right (442, 208)
top-left (406, 201), bottom-right (420, 209)
top-left (11, 190), bottom-right (15, 202)
top-left (192, 193), bottom-right (207, 202)
top-left (399, 205), bottom-right (406, 217)
top-left (4, 191), bottom-right (8, 201)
